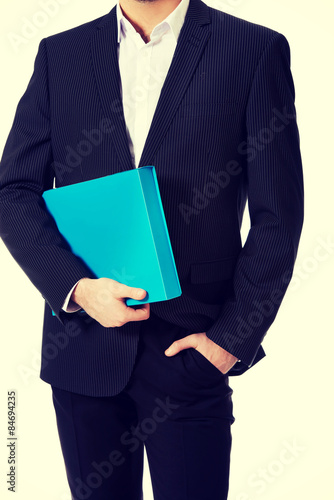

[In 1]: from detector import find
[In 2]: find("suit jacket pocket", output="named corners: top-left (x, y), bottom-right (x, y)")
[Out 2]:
top-left (178, 101), bottom-right (239, 118)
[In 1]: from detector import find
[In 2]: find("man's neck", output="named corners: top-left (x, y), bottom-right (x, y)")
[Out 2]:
top-left (119, 0), bottom-right (182, 43)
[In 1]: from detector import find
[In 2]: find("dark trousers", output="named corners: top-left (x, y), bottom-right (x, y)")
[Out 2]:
top-left (51, 313), bottom-right (235, 500)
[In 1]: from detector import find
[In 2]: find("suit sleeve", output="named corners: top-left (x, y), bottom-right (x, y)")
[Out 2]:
top-left (205, 32), bottom-right (304, 367)
top-left (0, 39), bottom-right (96, 323)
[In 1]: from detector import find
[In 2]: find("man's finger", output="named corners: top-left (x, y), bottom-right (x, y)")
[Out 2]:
top-left (124, 302), bottom-right (150, 322)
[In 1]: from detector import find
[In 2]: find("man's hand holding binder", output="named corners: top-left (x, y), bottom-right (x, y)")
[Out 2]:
top-left (71, 277), bottom-right (150, 328)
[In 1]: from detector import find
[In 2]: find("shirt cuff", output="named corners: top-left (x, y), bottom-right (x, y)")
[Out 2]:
top-left (61, 280), bottom-right (82, 313)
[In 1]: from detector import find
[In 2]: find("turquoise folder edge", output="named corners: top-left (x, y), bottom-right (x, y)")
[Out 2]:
top-left (137, 166), bottom-right (179, 303)
top-left (42, 166), bottom-right (182, 316)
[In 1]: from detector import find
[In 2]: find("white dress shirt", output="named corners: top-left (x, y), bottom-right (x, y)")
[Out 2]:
top-left (62, 0), bottom-right (190, 312)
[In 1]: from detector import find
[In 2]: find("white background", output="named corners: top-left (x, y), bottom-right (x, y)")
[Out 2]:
top-left (0, 0), bottom-right (333, 499)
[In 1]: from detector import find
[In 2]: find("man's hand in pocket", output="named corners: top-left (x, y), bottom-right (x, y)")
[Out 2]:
top-left (164, 332), bottom-right (239, 374)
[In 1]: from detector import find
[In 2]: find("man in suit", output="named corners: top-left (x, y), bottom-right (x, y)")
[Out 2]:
top-left (0, 0), bottom-right (304, 498)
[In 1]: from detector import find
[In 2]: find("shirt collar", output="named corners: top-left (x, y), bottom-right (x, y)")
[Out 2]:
top-left (116, 0), bottom-right (190, 44)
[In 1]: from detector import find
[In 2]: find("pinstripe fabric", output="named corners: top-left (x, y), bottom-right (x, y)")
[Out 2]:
top-left (0, 0), bottom-right (303, 396)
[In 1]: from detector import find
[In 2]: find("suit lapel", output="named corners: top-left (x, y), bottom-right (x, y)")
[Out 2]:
top-left (90, 0), bottom-right (211, 172)
top-left (90, 9), bottom-right (134, 171)
top-left (139, 0), bottom-right (211, 168)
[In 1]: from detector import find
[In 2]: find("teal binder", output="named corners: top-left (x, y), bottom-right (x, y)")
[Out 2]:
top-left (42, 166), bottom-right (181, 311)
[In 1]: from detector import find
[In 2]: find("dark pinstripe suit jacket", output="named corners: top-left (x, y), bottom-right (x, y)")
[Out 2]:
top-left (0, 0), bottom-right (303, 396)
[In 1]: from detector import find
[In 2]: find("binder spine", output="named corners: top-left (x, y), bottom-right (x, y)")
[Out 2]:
top-left (137, 167), bottom-right (167, 300)
top-left (138, 166), bottom-right (181, 300)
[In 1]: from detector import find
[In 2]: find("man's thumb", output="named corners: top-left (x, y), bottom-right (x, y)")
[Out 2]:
top-left (125, 287), bottom-right (147, 301)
